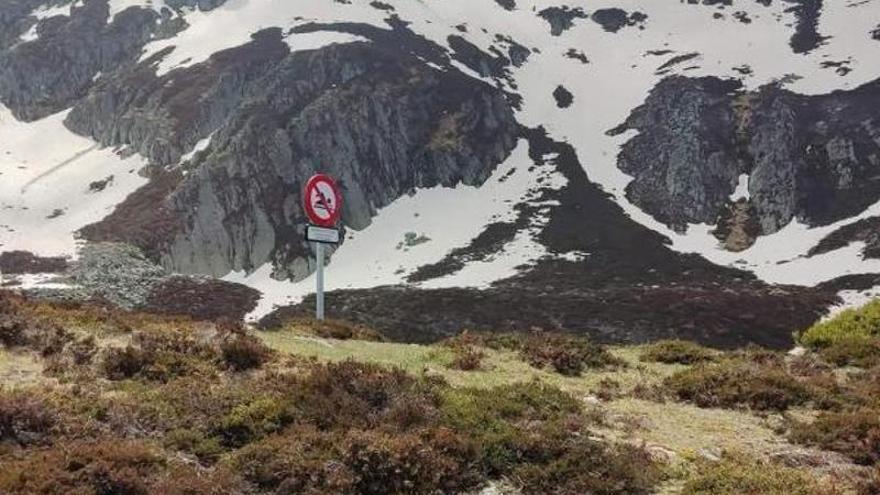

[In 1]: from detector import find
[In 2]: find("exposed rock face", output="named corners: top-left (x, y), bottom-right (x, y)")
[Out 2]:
top-left (0, 0), bottom-right (234, 121)
top-left (72, 26), bottom-right (519, 280)
top-left (0, 0), bottom-right (42, 50)
top-left (0, 0), bottom-right (162, 121)
top-left (613, 76), bottom-right (880, 237)
top-left (611, 76), bottom-right (742, 232)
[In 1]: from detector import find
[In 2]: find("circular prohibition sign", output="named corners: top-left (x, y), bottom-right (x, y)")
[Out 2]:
top-left (303, 174), bottom-right (343, 227)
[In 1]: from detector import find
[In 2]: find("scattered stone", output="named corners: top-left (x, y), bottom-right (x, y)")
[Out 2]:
top-left (88, 175), bottom-right (114, 192)
top-left (369, 0), bottom-right (394, 11)
top-left (655, 52), bottom-right (700, 74)
top-left (553, 85), bottom-right (574, 108)
top-left (565, 48), bottom-right (589, 64)
top-left (46, 209), bottom-right (65, 219)
top-left (820, 58), bottom-right (853, 76)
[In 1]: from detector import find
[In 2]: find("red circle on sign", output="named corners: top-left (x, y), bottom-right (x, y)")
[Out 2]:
top-left (303, 174), bottom-right (342, 227)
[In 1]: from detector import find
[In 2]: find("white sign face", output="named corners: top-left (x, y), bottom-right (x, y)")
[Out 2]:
top-left (306, 225), bottom-right (341, 244)
top-left (308, 181), bottom-right (339, 222)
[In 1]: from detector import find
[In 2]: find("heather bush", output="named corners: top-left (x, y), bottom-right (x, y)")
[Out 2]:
top-left (0, 389), bottom-right (56, 445)
top-left (0, 439), bottom-right (165, 494)
top-left (220, 334), bottom-right (272, 371)
top-left (640, 339), bottom-right (716, 364)
top-left (790, 409), bottom-right (880, 465)
top-left (212, 396), bottom-right (292, 447)
top-left (521, 332), bottom-right (623, 376)
top-left (448, 344), bottom-right (485, 371)
top-left (663, 356), bottom-right (810, 411)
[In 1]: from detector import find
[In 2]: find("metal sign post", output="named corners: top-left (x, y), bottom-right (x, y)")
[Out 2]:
top-left (303, 174), bottom-right (343, 321)
top-left (315, 242), bottom-right (325, 320)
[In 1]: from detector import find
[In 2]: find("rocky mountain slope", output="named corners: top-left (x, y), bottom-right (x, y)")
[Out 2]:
top-left (1, 0), bottom-right (879, 345)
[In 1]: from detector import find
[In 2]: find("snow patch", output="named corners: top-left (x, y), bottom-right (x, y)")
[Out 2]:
top-left (731, 174), bottom-right (750, 201)
top-left (139, 0), bottom-right (386, 76)
top-left (824, 285), bottom-right (880, 321)
top-left (0, 105), bottom-right (149, 258)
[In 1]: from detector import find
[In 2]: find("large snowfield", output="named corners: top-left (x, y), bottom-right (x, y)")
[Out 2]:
top-left (2, 0), bottom-right (880, 317)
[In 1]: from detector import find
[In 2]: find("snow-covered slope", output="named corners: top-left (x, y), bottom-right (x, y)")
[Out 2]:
top-left (0, 104), bottom-right (147, 258)
top-left (2, 0), bottom-right (880, 320)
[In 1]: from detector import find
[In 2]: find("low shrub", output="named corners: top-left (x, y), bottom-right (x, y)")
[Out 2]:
top-left (290, 360), bottom-right (436, 431)
top-left (151, 465), bottom-right (246, 495)
top-left (513, 436), bottom-right (661, 495)
top-left (663, 357), bottom-right (810, 411)
top-left (640, 339), bottom-right (715, 365)
top-left (220, 334), bottom-right (272, 371)
top-left (818, 335), bottom-right (880, 368)
top-left (440, 382), bottom-right (583, 473)
top-left (448, 344), bottom-right (485, 371)
top-left (681, 451), bottom-right (833, 495)
top-left (800, 300), bottom-right (880, 367)
top-left (790, 409), bottom-right (880, 465)
top-left (102, 345), bottom-right (155, 380)
top-left (0, 439), bottom-right (165, 494)
top-left (212, 396), bottom-right (292, 448)
top-left (0, 390), bottom-right (56, 445)
top-left (521, 332), bottom-right (623, 376)
top-left (163, 428), bottom-right (224, 462)
top-left (802, 299), bottom-right (880, 348)
top-left (232, 426), bottom-right (478, 493)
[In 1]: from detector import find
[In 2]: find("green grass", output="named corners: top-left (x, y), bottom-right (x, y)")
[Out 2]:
top-left (258, 331), bottom-right (684, 396)
top-left (800, 299), bottom-right (880, 367)
top-left (801, 299), bottom-right (880, 348)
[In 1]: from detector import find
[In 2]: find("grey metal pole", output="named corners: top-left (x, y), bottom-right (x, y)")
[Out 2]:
top-left (315, 241), bottom-right (325, 320)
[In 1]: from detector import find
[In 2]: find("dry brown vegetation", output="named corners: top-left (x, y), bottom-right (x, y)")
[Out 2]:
top-left (2, 290), bottom-right (880, 494)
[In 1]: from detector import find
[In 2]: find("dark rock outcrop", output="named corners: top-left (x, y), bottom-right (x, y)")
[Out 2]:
top-left (538, 6), bottom-right (588, 36)
top-left (0, 0), bottom-right (42, 50)
top-left (613, 76), bottom-right (880, 238)
top-left (0, 0), bottom-right (163, 121)
top-left (553, 85), bottom-right (573, 108)
top-left (611, 76), bottom-right (742, 231)
top-left (591, 8), bottom-right (647, 33)
top-left (74, 25), bottom-right (519, 280)
top-left (809, 217), bottom-right (880, 259)
top-left (783, 0), bottom-right (826, 54)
